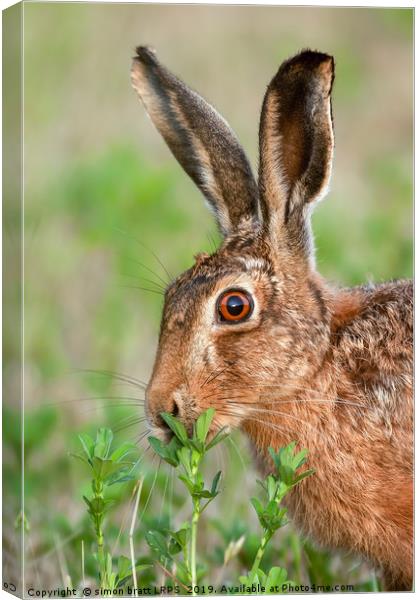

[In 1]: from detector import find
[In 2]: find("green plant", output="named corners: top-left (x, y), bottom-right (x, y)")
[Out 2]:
top-left (240, 443), bottom-right (314, 592)
top-left (73, 428), bottom-right (148, 589)
top-left (147, 408), bottom-right (229, 594)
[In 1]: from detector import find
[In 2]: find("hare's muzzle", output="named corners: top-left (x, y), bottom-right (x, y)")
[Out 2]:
top-left (145, 383), bottom-right (180, 434)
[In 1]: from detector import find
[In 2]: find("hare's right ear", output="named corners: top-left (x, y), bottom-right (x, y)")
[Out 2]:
top-left (131, 47), bottom-right (259, 237)
top-left (258, 50), bottom-right (335, 259)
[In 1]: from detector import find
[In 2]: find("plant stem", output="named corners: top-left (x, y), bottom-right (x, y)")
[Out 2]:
top-left (248, 532), bottom-right (272, 583)
top-left (97, 520), bottom-right (106, 587)
top-left (94, 478), bottom-right (106, 587)
top-left (190, 498), bottom-right (200, 595)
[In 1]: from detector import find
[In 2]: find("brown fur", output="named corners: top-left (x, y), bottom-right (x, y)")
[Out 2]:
top-left (131, 48), bottom-right (413, 591)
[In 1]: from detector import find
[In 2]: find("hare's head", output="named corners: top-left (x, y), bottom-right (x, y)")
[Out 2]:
top-left (131, 47), bottom-right (335, 439)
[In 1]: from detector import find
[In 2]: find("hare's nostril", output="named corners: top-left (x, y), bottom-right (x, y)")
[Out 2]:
top-left (155, 400), bottom-right (180, 431)
top-left (156, 413), bottom-right (169, 430)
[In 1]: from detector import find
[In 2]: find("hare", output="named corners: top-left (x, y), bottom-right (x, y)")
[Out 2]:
top-left (131, 47), bottom-right (413, 591)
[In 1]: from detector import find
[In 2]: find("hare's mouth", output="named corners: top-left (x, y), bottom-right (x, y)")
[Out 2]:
top-left (148, 424), bottom-right (173, 444)
top-left (148, 419), bottom-right (232, 447)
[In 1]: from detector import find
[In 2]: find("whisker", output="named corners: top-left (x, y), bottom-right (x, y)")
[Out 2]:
top-left (120, 283), bottom-right (165, 296)
top-left (136, 430), bottom-right (150, 448)
top-left (196, 362), bottom-right (211, 391)
top-left (116, 229), bottom-right (173, 281)
top-left (139, 460), bottom-right (161, 523)
top-left (227, 397), bottom-right (365, 410)
top-left (219, 409), bottom-right (291, 440)
top-left (219, 402), bottom-right (324, 434)
top-left (206, 231), bottom-right (219, 254)
top-left (74, 368), bottom-right (148, 390)
top-left (57, 395), bottom-right (145, 406)
top-left (159, 470), bottom-right (170, 524)
top-left (81, 395), bottom-right (145, 404)
top-left (114, 417), bottom-right (147, 434)
top-left (45, 399), bottom-right (145, 411)
top-left (207, 382), bottom-right (365, 410)
top-left (220, 381), bottom-right (363, 403)
top-left (200, 366), bottom-right (229, 389)
top-left (121, 273), bottom-right (167, 294)
top-left (239, 405), bottom-right (321, 433)
top-left (226, 435), bottom-right (248, 475)
top-left (125, 256), bottom-right (170, 288)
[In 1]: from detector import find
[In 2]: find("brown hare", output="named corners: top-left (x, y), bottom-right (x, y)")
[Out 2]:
top-left (131, 47), bottom-right (413, 591)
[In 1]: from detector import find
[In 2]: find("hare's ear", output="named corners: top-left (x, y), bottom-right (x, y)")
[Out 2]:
top-left (131, 47), bottom-right (259, 236)
top-left (258, 50), bottom-right (334, 257)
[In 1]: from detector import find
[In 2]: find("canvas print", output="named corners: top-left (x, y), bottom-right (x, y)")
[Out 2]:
top-left (3, 2), bottom-right (413, 597)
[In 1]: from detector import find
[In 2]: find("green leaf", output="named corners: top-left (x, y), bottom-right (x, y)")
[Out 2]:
top-left (148, 436), bottom-right (179, 467)
top-left (135, 564), bottom-right (153, 574)
top-left (148, 436), bottom-right (166, 458)
top-left (256, 479), bottom-right (267, 493)
top-left (205, 427), bottom-right (229, 451)
top-left (168, 539), bottom-right (182, 555)
top-left (177, 446), bottom-right (192, 476)
top-left (267, 476), bottom-right (277, 500)
top-left (106, 552), bottom-right (113, 578)
top-left (195, 489), bottom-right (214, 499)
top-left (92, 456), bottom-right (133, 480)
top-left (110, 442), bottom-right (137, 462)
top-left (82, 495), bottom-right (92, 510)
top-left (293, 469), bottom-right (315, 485)
top-left (166, 436), bottom-right (182, 463)
top-left (292, 448), bottom-right (309, 470)
top-left (160, 412), bottom-right (188, 442)
top-left (187, 438), bottom-right (204, 454)
top-left (107, 473), bottom-right (135, 486)
top-left (78, 433), bottom-right (95, 462)
top-left (265, 567), bottom-right (288, 590)
top-left (178, 474), bottom-right (195, 494)
top-left (169, 526), bottom-right (189, 549)
top-left (94, 428), bottom-right (113, 459)
top-left (195, 408), bottom-right (215, 443)
top-left (267, 499), bottom-right (278, 515)
top-left (116, 555), bottom-right (132, 582)
top-left (278, 464), bottom-right (297, 486)
top-left (70, 452), bottom-right (90, 466)
top-left (211, 471), bottom-right (222, 495)
top-left (145, 530), bottom-right (171, 562)
top-left (250, 497), bottom-right (263, 518)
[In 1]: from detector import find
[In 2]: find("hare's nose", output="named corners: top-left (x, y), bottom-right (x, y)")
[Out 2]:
top-left (146, 386), bottom-right (180, 430)
top-left (155, 401), bottom-right (179, 430)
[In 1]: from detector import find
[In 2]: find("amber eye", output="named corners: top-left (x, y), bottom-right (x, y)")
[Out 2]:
top-left (217, 289), bottom-right (253, 323)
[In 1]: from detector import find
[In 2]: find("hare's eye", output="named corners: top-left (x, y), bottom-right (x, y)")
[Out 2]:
top-left (217, 289), bottom-right (253, 323)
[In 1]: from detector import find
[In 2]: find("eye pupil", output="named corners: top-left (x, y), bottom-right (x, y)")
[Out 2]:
top-left (226, 295), bottom-right (245, 316)
top-left (217, 289), bottom-right (253, 323)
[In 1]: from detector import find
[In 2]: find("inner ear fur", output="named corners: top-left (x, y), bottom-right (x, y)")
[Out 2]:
top-left (131, 46), bottom-right (260, 237)
top-left (258, 50), bottom-right (335, 252)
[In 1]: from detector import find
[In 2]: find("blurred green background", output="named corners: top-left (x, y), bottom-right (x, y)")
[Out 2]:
top-left (5, 3), bottom-right (412, 592)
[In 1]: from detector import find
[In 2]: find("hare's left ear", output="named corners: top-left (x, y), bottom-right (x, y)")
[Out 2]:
top-left (258, 50), bottom-right (335, 258)
top-left (131, 46), bottom-right (259, 237)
